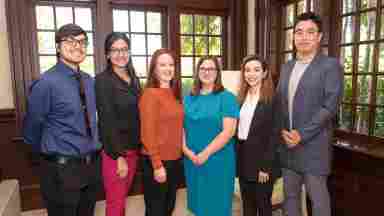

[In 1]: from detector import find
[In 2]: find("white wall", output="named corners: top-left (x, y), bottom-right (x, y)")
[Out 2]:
top-left (0, 0), bottom-right (15, 109)
top-left (247, 0), bottom-right (255, 55)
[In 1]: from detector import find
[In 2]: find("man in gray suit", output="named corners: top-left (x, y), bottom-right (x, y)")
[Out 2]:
top-left (275, 12), bottom-right (343, 216)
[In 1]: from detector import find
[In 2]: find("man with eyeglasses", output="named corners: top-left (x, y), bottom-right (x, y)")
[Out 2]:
top-left (275, 12), bottom-right (343, 216)
top-left (23, 23), bottom-right (100, 216)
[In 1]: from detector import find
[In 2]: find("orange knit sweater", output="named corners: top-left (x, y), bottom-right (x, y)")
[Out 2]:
top-left (139, 88), bottom-right (184, 169)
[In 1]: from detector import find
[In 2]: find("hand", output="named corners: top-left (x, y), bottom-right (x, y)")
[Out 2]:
top-left (153, 167), bottom-right (167, 183)
top-left (185, 148), bottom-right (199, 165)
top-left (281, 129), bottom-right (301, 148)
top-left (290, 130), bottom-right (302, 144)
top-left (189, 152), bottom-right (199, 165)
top-left (258, 171), bottom-right (270, 184)
top-left (116, 157), bottom-right (129, 178)
top-left (196, 151), bottom-right (210, 166)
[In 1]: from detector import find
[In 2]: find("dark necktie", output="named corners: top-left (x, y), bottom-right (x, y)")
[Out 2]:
top-left (74, 72), bottom-right (92, 138)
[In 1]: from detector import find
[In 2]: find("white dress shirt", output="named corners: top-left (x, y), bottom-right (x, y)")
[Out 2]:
top-left (238, 92), bottom-right (259, 140)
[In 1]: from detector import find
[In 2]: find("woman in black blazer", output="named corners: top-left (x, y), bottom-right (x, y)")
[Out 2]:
top-left (95, 32), bottom-right (141, 216)
top-left (237, 55), bottom-right (280, 216)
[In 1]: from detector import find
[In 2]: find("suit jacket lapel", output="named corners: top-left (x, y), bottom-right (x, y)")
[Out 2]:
top-left (283, 61), bottom-right (295, 111)
top-left (247, 102), bottom-right (266, 137)
top-left (293, 53), bottom-right (323, 100)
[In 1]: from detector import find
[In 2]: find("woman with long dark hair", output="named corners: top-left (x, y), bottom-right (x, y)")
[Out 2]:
top-left (237, 55), bottom-right (280, 216)
top-left (95, 32), bottom-right (141, 216)
top-left (139, 48), bottom-right (183, 216)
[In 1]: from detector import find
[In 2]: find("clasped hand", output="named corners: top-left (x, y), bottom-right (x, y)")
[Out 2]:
top-left (281, 129), bottom-right (302, 148)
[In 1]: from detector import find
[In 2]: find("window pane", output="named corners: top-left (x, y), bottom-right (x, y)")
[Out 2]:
top-left (357, 75), bottom-right (372, 104)
top-left (75, 8), bottom-right (92, 31)
top-left (360, 11), bottom-right (376, 41)
top-left (147, 35), bottom-right (162, 55)
top-left (36, 6), bottom-right (54, 30)
top-left (343, 0), bottom-right (356, 14)
top-left (195, 57), bottom-right (201, 68)
top-left (39, 56), bottom-right (57, 73)
top-left (360, 0), bottom-right (377, 9)
top-left (358, 44), bottom-right (374, 73)
top-left (131, 34), bottom-right (146, 55)
top-left (338, 104), bottom-right (353, 131)
top-left (180, 14), bottom-right (193, 34)
top-left (344, 75), bottom-right (353, 102)
top-left (208, 16), bottom-right (222, 35)
top-left (285, 29), bottom-right (293, 51)
top-left (181, 57), bottom-right (193, 76)
top-left (297, 0), bottom-right (306, 14)
top-left (310, 0), bottom-right (314, 11)
top-left (284, 52), bottom-right (293, 63)
top-left (195, 15), bottom-right (207, 34)
top-left (87, 33), bottom-right (94, 55)
top-left (139, 78), bottom-right (146, 87)
top-left (132, 57), bottom-right (147, 77)
top-left (340, 46), bottom-right (353, 73)
top-left (354, 105), bottom-right (370, 135)
top-left (341, 16), bottom-right (355, 44)
top-left (38, 32), bottom-right (56, 54)
top-left (209, 37), bottom-right (221, 56)
top-left (377, 76), bottom-right (384, 105)
top-left (181, 36), bottom-right (193, 55)
top-left (381, 11), bottom-right (384, 38)
top-left (113, 10), bottom-right (129, 32)
top-left (286, 4), bottom-right (294, 27)
top-left (130, 11), bottom-right (145, 32)
top-left (379, 43), bottom-right (384, 72)
top-left (147, 12), bottom-right (161, 33)
top-left (195, 36), bottom-right (207, 55)
top-left (56, 7), bottom-right (73, 29)
top-left (80, 56), bottom-right (95, 76)
top-left (375, 107), bottom-right (384, 137)
top-left (182, 78), bottom-right (194, 96)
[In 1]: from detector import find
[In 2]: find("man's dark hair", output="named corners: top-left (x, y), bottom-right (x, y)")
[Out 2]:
top-left (294, 12), bottom-right (322, 32)
top-left (55, 23), bottom-right (88, 58)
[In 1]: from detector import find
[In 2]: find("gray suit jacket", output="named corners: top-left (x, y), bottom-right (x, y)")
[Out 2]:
top-left (276, 53), bottom-right (344, 175)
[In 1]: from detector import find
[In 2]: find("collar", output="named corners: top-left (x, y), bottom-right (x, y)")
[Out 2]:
top-left (56, 60), bottom-right (81, 77)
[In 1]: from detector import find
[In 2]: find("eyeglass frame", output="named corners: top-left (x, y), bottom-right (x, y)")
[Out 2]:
top-left (198, 67), bottom-right (218, 73)
top-left (60, 36), bottom-right (89, 48)
top-left (108, 47), bottom-right (131, 56)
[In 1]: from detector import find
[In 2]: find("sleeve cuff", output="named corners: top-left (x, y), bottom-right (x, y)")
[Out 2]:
top-left (150, 154), bottom-right (163, 169)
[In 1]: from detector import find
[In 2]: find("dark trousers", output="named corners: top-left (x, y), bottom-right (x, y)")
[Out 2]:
top-left (141, 156), bottom-right (180, 216)
top-left (239, 178), bottom-right (274, 216)
top-left (39, 156), bottom-right (101, 216)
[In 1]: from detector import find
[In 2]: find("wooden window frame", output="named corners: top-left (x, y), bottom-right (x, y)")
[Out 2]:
top-left (178, 11), bottom-right (227, 82)
top-left (33, 1), bottom-right (97, 76)
top-left (111, 5), bottom-right (168, 79)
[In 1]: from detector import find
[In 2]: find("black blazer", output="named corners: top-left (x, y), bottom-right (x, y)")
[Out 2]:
top-left (95, 70), bottom-right (141, 160)
top-left (237, 100), bottom-right (281, 181)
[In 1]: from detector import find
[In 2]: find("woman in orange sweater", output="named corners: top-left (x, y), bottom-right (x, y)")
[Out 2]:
top-left (139, 48), bottom-right (184, 216)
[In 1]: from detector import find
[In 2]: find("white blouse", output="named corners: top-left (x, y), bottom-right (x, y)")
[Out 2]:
top-left (238, 93), bottom-right (259, 140)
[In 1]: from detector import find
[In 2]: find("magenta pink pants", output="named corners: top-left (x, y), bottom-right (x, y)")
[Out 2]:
top-left (102, 150), bottom-right (138, 216)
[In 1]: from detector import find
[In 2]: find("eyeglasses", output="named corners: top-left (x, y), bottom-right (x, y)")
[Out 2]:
top-left (294, 29), bottom-right (319, 39)
top-left (199, 67), bottom-right (217, 73)
top-left (61, 37), bottom-right (89, 48)
top-left (109, 48), bottom-right (130, 56)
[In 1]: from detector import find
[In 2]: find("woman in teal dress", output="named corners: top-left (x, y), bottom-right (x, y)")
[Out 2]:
top-left (183, 56), bottom-right (240, 216)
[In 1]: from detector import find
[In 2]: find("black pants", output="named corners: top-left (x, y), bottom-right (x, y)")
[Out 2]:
top-left (141, 156), bottom-right (180, 216)
top-left (39, 156), bottom-right (101, 216)
top-left (239, 178), bottom-right (274, 216)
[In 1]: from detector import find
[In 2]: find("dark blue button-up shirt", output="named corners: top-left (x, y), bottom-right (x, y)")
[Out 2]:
top-left (23, 61), bottom-right (100, 156)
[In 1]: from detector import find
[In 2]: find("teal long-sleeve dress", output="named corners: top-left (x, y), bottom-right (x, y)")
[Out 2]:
top-left (183, 90), bottom-right (240, 216)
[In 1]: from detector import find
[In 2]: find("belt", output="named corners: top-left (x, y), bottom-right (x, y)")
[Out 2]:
top-left (41, 152), bottom-right (99, 165)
